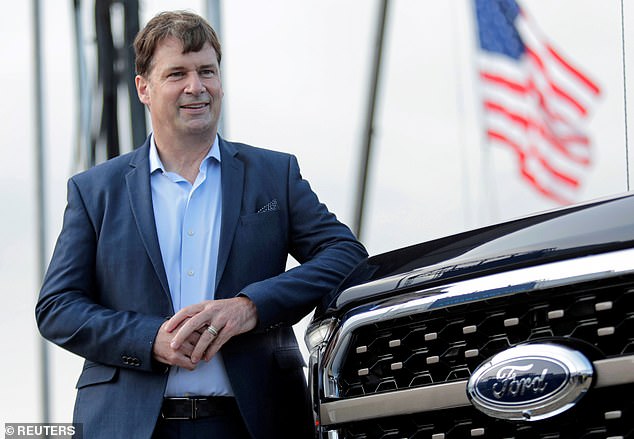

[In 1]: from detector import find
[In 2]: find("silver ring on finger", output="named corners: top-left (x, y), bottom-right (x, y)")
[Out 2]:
top-left (206, 324), bottom-right (219, 337)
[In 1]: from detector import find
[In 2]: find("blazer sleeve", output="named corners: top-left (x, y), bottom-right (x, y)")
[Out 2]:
top-left (35, 178), bottom-right (166, 372)
top-left (240, 155), bottom-right (368, 331)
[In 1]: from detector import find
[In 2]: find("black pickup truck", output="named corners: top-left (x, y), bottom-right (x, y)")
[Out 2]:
top-left (305, 192), bottom-right (634, 438)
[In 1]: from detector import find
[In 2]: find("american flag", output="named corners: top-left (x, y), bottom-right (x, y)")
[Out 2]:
top-left (474, 0), bottom-right (601, 204)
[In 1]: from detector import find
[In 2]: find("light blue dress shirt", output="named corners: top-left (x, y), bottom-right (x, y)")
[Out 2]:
top-left (149, 135), bottom-right (234, 397)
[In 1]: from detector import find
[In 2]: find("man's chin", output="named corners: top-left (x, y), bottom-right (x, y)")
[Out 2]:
top-left (181, 121), bottom-right (216, 137)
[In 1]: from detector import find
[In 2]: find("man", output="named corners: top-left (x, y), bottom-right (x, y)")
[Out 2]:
top-left (36, 10), bottom-right (366, 439)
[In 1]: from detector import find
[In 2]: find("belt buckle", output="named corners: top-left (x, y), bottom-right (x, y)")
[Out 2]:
top-left (162, 397), bottom-right (198, 420)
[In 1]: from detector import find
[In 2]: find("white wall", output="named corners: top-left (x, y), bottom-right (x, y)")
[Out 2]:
top-left (1, 0), bottom-right (632, 424)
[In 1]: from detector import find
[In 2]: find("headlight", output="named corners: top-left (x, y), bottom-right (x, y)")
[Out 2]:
top-left (304, 317), bottom-right (338, 353)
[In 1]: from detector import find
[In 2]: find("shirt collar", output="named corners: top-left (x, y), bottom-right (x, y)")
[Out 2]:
top-left (149, 133), bottom-right (221, 175)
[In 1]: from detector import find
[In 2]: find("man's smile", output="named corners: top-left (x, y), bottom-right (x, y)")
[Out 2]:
top-left (180, 102), bottom-right (210, 110)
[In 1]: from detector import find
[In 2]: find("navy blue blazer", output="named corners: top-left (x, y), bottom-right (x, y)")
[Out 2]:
top-left (36, 136), bottom-right (367, 439)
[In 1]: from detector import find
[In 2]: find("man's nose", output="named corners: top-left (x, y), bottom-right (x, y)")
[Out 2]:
top-left (185, 73), bottom-right (206, 95)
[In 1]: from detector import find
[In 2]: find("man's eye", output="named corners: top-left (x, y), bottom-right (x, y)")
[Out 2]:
top-left (168, 72), bottom-right (184, 78)
top-left (200, 70), bottom-right (215, 77)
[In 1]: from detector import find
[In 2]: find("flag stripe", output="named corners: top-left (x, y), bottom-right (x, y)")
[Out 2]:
top-left (484, 101), bottom-right (590, 165)
top-left (547, 45), bottom-right (601, 96)
top-left (480, 71), bottom-right (527, 93)
top-left (481, 71), bottom-right (569, 125)
top-left (525, 46), bottom-right (588, 117)
top-left (487, 130), bottom-right (573, 204)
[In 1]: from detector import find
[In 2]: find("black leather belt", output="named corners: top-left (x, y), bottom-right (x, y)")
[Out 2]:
top-left (161, 396), bottom-right (237, 420)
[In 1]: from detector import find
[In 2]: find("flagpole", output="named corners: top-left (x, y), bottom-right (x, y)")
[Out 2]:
top-left (467, 0), bottom-right (499, 224)
top-left (33, 0), bottom-right (51, 424)
top-left (206, 0), bottom-right (226, 137)
top-left (450, 0), bottom-right (477, 230)
top-left (73, 0), bottom-right (93, 171)
top-left (353, 0), bottom-right (389, 240)
top-left (620, 0), bottom-right (631, 191)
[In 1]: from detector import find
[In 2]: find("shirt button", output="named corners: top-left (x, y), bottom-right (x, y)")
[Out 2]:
top-left (187, 230), bottom-right (195, 236)
top-left (187, 270), bottom-right (194, 277)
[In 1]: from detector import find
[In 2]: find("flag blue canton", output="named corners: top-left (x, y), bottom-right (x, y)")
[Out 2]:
top-left (475, 0), bottom-right (524, 59)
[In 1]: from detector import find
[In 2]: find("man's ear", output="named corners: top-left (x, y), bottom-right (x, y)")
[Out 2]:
top-left (135, 75), bottom-right (150, 106)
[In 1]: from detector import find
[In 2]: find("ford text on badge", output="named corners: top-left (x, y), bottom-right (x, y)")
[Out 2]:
top-left (467, 344), bottom-right (593, 421)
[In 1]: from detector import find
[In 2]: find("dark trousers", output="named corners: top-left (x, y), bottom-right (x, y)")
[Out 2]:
top-left (152, 408), bottom-right (251, 439)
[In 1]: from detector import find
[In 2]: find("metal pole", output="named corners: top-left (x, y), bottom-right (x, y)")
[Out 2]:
top-left (353, 0), bottom-right (389, 240)
top-left (468, 0), bottom-right (498, 224)
top-left (73, 0), bottom-right (94, 170)
top-left (33, 0), bottom-right (51, 424)
top-left (620, 0), bottom-right (631, 191)
top-left (124, 0), bottom-right (146, 148)
top-left (206, 0), bottom-right (226, 137)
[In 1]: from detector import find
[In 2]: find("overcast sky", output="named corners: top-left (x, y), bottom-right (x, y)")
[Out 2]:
top-left (1, 0), bottom-right (632, 423)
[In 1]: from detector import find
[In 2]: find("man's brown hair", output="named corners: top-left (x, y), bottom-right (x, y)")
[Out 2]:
top-left (134, 10), bottom-right (222, 77)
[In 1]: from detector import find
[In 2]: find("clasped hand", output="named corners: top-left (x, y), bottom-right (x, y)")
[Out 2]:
top-left (152, 296), bottom-right (257, 370)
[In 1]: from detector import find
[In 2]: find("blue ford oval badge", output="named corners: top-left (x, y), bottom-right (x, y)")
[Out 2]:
top-left (467, 344), bottom-right (593, 421)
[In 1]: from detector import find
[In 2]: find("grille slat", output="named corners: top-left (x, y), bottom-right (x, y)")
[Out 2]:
top-left (338, 279), bottom-right (634, 398)
top-left (331, 385), bottom-right (634, 439)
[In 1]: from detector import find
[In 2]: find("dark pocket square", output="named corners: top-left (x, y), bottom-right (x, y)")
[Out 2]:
top-left (257, 199), bottom-right (279, 213)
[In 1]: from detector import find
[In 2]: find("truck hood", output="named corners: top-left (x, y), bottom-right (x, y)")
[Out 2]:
top-left (317, 192), bottom-right (634, 318)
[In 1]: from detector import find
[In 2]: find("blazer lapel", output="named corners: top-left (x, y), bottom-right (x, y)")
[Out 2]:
top-left (216, 137), bottom-right (244, 293)
top-left (125, 142), bottom-right (173, 308)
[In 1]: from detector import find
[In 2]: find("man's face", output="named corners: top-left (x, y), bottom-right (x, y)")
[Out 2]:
top-left (135, 37), bottom-right (223, 142)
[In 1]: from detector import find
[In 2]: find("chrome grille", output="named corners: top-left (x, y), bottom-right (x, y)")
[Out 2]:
top-left (331, 384), bottom-right (634, 438)
top-left (337, 278), bottom-right (634, 398)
